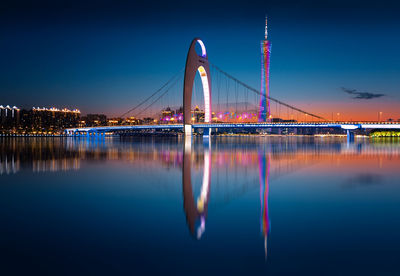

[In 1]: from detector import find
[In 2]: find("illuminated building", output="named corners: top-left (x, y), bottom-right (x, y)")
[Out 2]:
top-left (161, 107), bottom-right (173, 122)
top-left (2, 106), bottom-right (81, 134)
top-left (259, 16), bottom-right (271, 122)
top-left (123, 117), bottom-right (140, 125)
top-left (107, 119), bottom-right (121, 126)
top-left (142, 117), bottom-right (155, 124)
top-left (30, 107), bottom-right (80, 132)
top-left (0, 105), bottom-right (20, 131)
top-left (159, 107), bottom-right (183, 123)
top-left (191, 105), bottom-right (205, 122)
top-left (81, 114), bottom-right (107, 127)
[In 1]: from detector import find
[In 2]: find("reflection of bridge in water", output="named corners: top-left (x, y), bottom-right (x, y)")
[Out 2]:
top-left (182, 138), bottom-right (272, 248)
top-left (2, 137), bottom-right (400, 256)
top-left (2, 137), bottom-right (400, 174)
top-left (179, 137), bottom-right (400, 258)
top-left (183, 139), bottom-right (211, 239)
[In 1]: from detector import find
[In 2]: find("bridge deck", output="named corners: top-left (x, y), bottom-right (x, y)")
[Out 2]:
top-left (65, 122), bottom-right (400, 134)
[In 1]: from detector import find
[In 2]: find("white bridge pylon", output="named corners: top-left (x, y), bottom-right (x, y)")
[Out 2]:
top-left (183, 38), bottom-right (212, 137)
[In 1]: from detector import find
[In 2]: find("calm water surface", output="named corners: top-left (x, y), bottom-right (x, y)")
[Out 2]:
top-left (1, 136), bottom-right (400, 275)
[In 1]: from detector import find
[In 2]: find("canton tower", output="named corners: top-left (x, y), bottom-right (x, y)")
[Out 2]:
top-left (258, 16), bottom-right (271, 122)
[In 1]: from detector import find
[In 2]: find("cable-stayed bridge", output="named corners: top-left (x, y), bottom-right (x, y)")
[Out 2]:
top-left (65, 38), bottom-right (400, 140)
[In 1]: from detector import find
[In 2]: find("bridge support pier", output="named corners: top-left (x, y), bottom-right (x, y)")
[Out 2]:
top-left (185, 124), bottom-right (192, 137)
top-left (203, 128), bottom-right (211, 138)
top-left (346, 130), bottom-right (355, 143)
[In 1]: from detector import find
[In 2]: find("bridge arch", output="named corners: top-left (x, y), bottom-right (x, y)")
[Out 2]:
top-left (183, 38), bottom-right (212, 135)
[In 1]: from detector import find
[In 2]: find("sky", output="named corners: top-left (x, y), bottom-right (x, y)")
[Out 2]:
top-left (1, 0), bottom-right (400, 120)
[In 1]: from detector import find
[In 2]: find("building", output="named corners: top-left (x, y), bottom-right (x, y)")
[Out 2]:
top-left (122, 117), bottom-right (140, 125)
top-left (142, 117), bottom-right (155, 124)
top-left (31, 107), bottom-right (81, 133)
top-left (1, 105), bottom-right (81, 134)
top-left (107, 118), bottom-right (123, 126)
top-left (0, 105), bottom-right (20, 131)
top-left (259, 16), bottom-right (271, 122)
top-left (160, 106), bottom-right (183, 123)
top-left (81, 114), bottom-right (107, 127)
top-left (192, 106), bottom-right (205, 123)
top-left (161, 107), bottom-right (173, 121)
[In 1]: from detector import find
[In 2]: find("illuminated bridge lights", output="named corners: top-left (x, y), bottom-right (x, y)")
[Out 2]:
top-left (33, 107), bottom-right (81, 113)
top-left (65, 122), bottom-right (400, 136)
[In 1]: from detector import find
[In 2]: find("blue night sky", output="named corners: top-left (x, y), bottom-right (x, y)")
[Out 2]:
top-left (1, 0), bottom-right (400, 120)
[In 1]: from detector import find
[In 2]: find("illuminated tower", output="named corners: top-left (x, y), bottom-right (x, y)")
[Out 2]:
top-left (259, 16), bottom-right (271, 122)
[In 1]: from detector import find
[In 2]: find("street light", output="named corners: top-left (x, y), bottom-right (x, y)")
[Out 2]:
top-left (378, 111), bottom-right (383, 122)
top-left (337, 113), bottom-right (340, 122)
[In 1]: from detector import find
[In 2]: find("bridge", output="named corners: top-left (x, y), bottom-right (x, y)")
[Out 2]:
top-left (65, 122), bottom-right (400, 141)
top-left (65, 38), bottom-right (400, 141)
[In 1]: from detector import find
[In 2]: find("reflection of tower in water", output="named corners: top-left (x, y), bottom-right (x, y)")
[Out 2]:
top-left (258, 151), bottom-right (271, 259)
top-left (182, 140), bottom-right (271, 248)
top-left (182, 138), bottom-right (211, 239)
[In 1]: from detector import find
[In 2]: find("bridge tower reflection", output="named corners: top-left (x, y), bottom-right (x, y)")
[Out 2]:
top-left (258, 150), bottom-right (271, 259)
top-left (182, 138), bottom-right (211, 239)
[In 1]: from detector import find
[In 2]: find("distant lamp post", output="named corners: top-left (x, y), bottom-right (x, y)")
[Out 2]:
top-left (337, 113), bottom-right (340, 122)
top-left (379, 111), bottom-right (383, 122)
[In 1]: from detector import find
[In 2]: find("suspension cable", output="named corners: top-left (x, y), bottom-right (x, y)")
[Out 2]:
top-left (119, 67), bottom-right (184, 118)
top-left (134, 74), bottom-right (182, 118)
top-left (210, 63), bottom-right (327, 121)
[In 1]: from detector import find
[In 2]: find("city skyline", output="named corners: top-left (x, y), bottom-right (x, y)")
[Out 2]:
top-left (2, 2), bottom-right (400, 274)
top-left (1, 0), bottom-right (400, 121)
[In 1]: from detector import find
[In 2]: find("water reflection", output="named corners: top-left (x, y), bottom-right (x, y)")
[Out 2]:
top-left (183, 138), bottom-right (211, 239)
top-left (182, 139), bottom-right (272, 257)
top-left (1, 136), bottom-right (400, 274)
top-left (177, 137), bottom-right (400, 259)
top-left (0, 138), bottom-right (81, 174)
top-left (258, 150), bottom-right (271, 258)
top-left (2, 137), bottom-right (400, 175)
